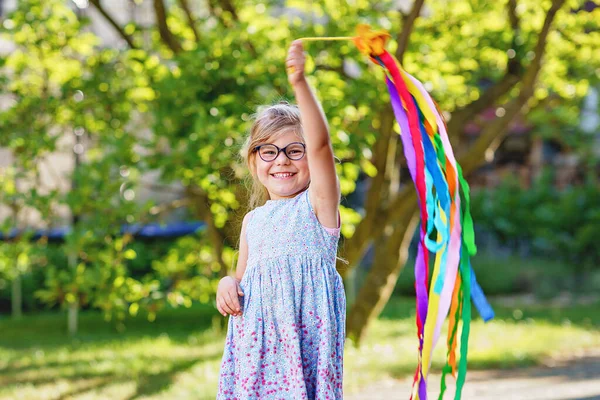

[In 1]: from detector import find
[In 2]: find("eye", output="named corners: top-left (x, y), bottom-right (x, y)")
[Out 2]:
top-left (287, 144), bottom-right (304, 155)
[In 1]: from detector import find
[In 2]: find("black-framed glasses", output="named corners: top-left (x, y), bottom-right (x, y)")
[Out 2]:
top-left (253, 142), bottom-right (306, 162)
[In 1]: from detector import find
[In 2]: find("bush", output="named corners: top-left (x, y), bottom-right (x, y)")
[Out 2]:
top-left (471, 171), bottom-right (600, 275)
top-left (389, 171), bottom-right (600, 298)
top-left (0, 233), bottom-right (226, 317)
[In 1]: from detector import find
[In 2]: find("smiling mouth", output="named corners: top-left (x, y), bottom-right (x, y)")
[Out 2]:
top-left (271, 172), bottom-right (296, 179)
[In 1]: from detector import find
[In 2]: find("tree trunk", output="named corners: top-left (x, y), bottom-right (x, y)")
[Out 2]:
top-left (68, 301), bottom-right (79, 336)
top-left (336, 108), bottom-right (395, 279)
top-left (347, 210), bottom-right (419, 343)
top-left (11, 274), bottom-right (22, 319)
top-left (68, 253), bottom-right (79, 336)
top-left (186, 186), bottom-right (230, 277)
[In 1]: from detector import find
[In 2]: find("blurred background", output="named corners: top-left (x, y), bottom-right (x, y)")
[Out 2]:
top-left (0, 0), bottom-right (598, 399)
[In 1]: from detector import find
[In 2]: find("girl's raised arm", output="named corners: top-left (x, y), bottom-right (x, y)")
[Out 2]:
top-left (286, 40), bottom-right (340, 229)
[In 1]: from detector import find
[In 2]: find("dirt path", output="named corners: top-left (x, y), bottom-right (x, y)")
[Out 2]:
top-left (348, 352), bottom-right (600, 400)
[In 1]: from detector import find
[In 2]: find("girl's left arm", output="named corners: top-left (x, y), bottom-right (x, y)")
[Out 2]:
top-left (286, 40), bottom-right (340, 229)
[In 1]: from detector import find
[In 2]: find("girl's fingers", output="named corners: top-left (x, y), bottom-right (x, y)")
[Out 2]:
top-left (219, 297), bottom-right (231, 316)
top-left (216, 298), bottom-right (227, 316)
top-left (286, 58), bottom-right (302, 67)
top-left (287, 51), bottom-right (304, 60)
top-left (291, 40), bottom-right (303, 50)
top-left (286, 59), bottom-right (304, 72)
top-left (221, 295), bottom-right (236, 315)
top-left (287, 45), bottom-right (305, 59)
top-left (227, 291), bottom-right (241, 314)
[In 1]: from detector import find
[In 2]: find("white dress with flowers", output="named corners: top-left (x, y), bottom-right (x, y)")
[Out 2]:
top-left (218, 190), bottom-right (345, 399)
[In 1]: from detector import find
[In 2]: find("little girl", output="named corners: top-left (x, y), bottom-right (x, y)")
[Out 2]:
top-left (216, 40), bottom-right (345, 399)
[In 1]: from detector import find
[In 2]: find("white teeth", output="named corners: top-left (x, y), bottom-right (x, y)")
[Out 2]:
top-left (273, 173), bottom-right (293, 178)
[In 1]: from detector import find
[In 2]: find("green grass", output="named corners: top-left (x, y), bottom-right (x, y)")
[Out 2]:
top-left (0, 298), bottom-right (599, 399)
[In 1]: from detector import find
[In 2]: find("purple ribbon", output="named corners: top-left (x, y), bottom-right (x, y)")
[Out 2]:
top-left (386, 77), bottom-right (416, 180)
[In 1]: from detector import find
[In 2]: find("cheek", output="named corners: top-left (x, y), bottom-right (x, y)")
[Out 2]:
top-left (296, 161), bottom-right (310, 179)
top-left (256, 161), bottom-right (270, 181)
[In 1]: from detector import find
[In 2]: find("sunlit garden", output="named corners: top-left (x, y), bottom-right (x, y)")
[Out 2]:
top-left (1, 0), bottom-right (599, 399)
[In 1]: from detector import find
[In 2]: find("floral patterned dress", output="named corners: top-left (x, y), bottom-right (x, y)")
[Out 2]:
top-left (218, 190), bottom-right (346, 399)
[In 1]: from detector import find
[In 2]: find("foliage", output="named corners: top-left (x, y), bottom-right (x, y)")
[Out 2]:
top-left (0, 236), bottom-right (228, 315)
top-left (471, 171), bottom-right (600, 275)
top-left (0, 0), bottom-right (598, 331)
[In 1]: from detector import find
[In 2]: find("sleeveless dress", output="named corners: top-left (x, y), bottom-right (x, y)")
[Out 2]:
top-left (217, 190), bottom-right (346, 399)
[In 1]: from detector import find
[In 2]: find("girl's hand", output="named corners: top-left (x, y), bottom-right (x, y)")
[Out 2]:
top-left (216, 276), bottom-right (244, 317)
top-left (286, 40), bottom-right (306, 86)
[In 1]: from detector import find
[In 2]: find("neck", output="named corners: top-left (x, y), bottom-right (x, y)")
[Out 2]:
top-left (269, 183), bottom-right (310, 201)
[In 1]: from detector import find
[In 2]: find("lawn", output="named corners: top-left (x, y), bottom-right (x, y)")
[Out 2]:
top-left (1, 297), bottom-right (599, 400)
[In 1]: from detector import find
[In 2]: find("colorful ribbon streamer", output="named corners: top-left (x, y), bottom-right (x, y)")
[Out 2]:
top-left (298, 24), bottom-right (494, 400)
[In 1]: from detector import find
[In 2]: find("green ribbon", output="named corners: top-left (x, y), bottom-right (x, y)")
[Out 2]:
top-left (456, 164), bottom-right (477, 256)
top-left (439, 364), bottom-right (453, 399)
top-left (455, 246), bottom-right (472, 400)
top-left (433, 134), bottom-right (447, 170)
top-left (438, 265), bottom-right (463, 400)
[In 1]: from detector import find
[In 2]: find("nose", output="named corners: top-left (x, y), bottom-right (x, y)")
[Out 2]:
top-left (274, 150), bottom-right (290, 165)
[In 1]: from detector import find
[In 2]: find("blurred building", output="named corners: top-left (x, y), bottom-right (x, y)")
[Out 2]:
top-left (466, 96), bottom-right (600, 191)
top-left (0, 0), bottom-right (192, 229)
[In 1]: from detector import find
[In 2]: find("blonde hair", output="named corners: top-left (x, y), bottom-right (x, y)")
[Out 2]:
top-left (241, 102), bottom-right (305, 210)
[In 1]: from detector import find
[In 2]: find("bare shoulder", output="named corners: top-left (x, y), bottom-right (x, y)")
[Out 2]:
top-left (241, 210), bottom-right (253, 232)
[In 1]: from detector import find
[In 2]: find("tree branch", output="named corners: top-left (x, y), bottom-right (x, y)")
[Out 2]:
top-left (153, 0), bottom-right (183, 54)
top-left (339, 0), bottom-right (425, 274)
top-left (148, 198), bottom-right (190, 216)
top-left (337, 108), bottom-right (395, 276)
top-left (383, 0), bottom-right (565, 220)
top-left (508, 0), bottom-right (520, 33)
top-left (395, 0), bottom-right (425, 64)
top-left (217, 0), bottom-right (239, 21)
top-left (345, 0), bottom-right (566, 343)
top-left (314, 64), bottom-right (351, 80)
top-left (140, 180), bottom-right (185, 195)
top-left (446, 0), bottom-right (526, 140)
top-left (177, 0), bottom-right (200, 42)
top-left (207, 0), bottom-right (257, 57)
top-left (346, 0), bottom-right (565, 270)
top-left (207, 0), bottom-right (238, 26)
top-left (89, 0), bottom-right (137, 49)
top-left (185, 186), bottom-right (230, 277)
top-left (449, 74), bottom-right (521, 136)
top-left (459, 0), bottom-right (565, 174)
